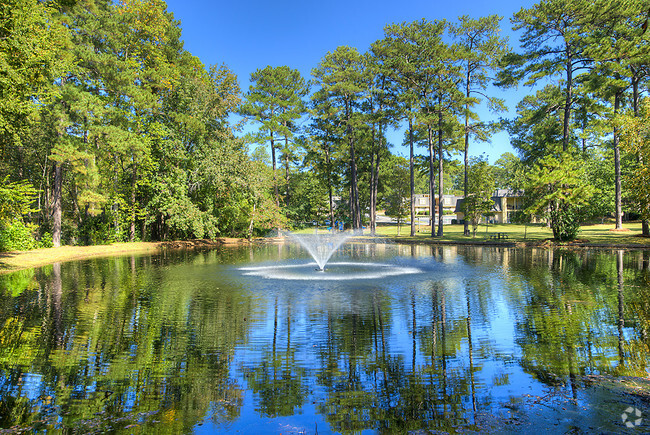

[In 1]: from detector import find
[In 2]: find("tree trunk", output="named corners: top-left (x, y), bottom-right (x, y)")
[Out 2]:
top-left (247, 202), bottom-right (256, 241)
top-left (437, 98), bottom-right (444, 237)
top-left (428, 125), bottom-right (436, 237)
top-left (129, 164), bottom-right (137, 242)
top-left (563, 54), bottom-right (573, 152)
top-left (72, 181), bottom-right (82, 227)
top-left (52, 163), bottom-right (63, 247)
top-left (284, 134), bottom-right (291, 205)
top-left (326, 145), bottom-right (335, 230)
top-left (373, 147), bottom-right (380, 234)
top-left (464, 67), bottom-right (471, 236)
top-left (614, 91), bottom-right (623, 230)
top-left (370, 123), bottom-right (377, 236)
top-left (347, 101), bottom-right (361, 231)
top-left (270, 133), bottom-right (279, 208)
top-left (113, 154), bottom-right (119, 238)
top-left (632, 75), bottom-right (650, 236)
top-left (409, 114), bottom-right (415, 237)
top-left (349, 135), bottom-right (361, 230)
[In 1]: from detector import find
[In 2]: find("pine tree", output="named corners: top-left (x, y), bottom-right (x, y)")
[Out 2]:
top-left (312, 46), bottom-right (368, 230)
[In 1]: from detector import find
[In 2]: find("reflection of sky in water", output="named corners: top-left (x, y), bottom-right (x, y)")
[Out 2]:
top-left (0, 245), bottom-right (649, 433)
top-left (14, 373), bottom-right (43, 401)
top-left (226, 246), bottom-right (649, 432)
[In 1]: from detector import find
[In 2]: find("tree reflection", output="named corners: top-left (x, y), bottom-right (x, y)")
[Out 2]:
top-left (0, 246), bottom-right (649, 433)
top-left (509, 248), bottom-right (650, 388)
top-left (245, 296), bottom-right (306, 417)
top-left (310, 281), bottom-right (482, 433)
top-left (0, 252), bottom-right (251, 432)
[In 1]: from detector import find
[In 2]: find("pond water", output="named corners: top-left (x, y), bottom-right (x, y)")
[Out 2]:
top-left (1, 243), bottom-right (649, 434)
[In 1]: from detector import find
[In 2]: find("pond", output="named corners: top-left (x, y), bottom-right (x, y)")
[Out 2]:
top-left (1, 242), bottom-right (649, 434)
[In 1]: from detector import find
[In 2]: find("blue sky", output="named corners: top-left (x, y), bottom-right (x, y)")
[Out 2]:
top-left (163, 0), bottom-right (537, 163)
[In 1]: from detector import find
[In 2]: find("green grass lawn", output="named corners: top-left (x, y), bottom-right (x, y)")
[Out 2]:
top-left (298, 221), bottom-right (650, 246)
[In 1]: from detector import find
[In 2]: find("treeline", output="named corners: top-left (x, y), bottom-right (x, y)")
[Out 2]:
top-left (1, 0), bottom-right (649, 249)
top-left (240, 0), bottom-right (650, 242)
top-left (1, 0), bottom-right (284, 250)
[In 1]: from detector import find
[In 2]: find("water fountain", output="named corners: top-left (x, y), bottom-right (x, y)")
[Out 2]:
top-left (288, 231), bottom-right (353, 271)
top-left (239, 230), bottom-right (423, 280)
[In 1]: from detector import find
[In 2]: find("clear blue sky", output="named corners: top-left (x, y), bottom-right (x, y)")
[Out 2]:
top-left (163, 0), bottom-right (537, 163)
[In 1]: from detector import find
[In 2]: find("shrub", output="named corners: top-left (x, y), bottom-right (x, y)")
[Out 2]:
top-left (78, 215), bottom-right (114, 245)
top-left (38, 232), bottom-right (53, 249)
top-left (549, 205), bottom-right (582, 241)
top-left (0, 220), bottom-right (37, 252)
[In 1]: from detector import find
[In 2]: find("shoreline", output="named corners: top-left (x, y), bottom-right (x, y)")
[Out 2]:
top-left (383, 236), bottom-right (650, 250)
top-left (1, 234), bottom-right (649, 275)
top-left (0, 238), bottom-right (249, 274)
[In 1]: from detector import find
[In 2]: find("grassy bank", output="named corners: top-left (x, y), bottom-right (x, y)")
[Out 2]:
top-left (373, 221), bottom-right (650, 245)
top-left (0, 239), bottom-right (246, 274)
top-left (298, 221), bottom-right (650, 247)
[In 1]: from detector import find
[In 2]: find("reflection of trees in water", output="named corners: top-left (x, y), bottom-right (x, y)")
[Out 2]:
top-left (0, 253), bottom-right (250, 432)
top-left (244, 295), bottom-right (306, 417)
top-left (308, 282), bottom-right (484, 433)
top-left (1, 246), bottom-right (649, 432)
top-left (503, 248), bottom-right (650, 389)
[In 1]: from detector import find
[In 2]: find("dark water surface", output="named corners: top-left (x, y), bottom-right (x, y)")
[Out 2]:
top-left (1, 243), bottom-right (649, 434)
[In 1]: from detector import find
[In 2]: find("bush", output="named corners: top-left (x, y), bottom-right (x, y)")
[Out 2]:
top-left (78, 215), bottom-right (114, 245)
top-left (38, 232), bottom-right (53, 249)
top-left (0, 220), bottom-right (37, 252)
top-left (549, 205), bottom-right (582, 241)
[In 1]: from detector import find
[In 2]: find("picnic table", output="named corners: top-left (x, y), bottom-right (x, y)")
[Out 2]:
top-left (487, 232), bottom-right (509, 240)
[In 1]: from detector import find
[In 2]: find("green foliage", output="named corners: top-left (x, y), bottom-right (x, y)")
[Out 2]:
top-left (493, 152), bottom-right (525, 190)
top-left (0, 220), bottom-right (37, 251)
top-left (524, 153), bottom-right (596, 241)
top-left (548, 205), bottom-right (582, 241)
top-left (382, 156), bottom-right (411, 234)
top-left (0, 0), bottom-right (70, 151)
top-left (77, 215), bottom-right (114, 245)
top-left (0, 177), bottom-right (38, 223)
top-left (581, 150), bottom-right (615, 221)
top-left (2, 0), bottom-right (643, 247)
top-left (505, 85), bottom-right (565, 163)
top-left (312, 45), bottom-right (369, 229)
top-left (460, 156), bottom-right (495, 237)
top-left (0, 268), bottom-right (36, 296)
top-left (38, 232), bottom-right (52, 248)
top-left (284, 171), bottom-right (329, 226)
top-left (619, 98), bottom-right (650, 222)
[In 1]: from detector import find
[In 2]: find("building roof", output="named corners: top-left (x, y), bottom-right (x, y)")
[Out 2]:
top-left (493, 189), bottom-right (524, 198)
top-left (455, 197), bottom-right (503, 213)
top-left (454, 198), bottom-right (464, 213)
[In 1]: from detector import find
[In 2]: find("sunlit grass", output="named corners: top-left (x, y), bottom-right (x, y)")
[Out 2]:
top-left (0, 242), bottom-right (162, 273)
top-left (0, 239), bottom-right (241, 274)
top-left (299, 221), bottom-right (650, 246)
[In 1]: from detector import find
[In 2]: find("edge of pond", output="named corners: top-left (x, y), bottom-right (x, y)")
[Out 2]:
top-left (0, 238), bottom-right (250, 274)
top-left (380, 237), bottom-right (650, 251)
top-left (2, 235), bottom-right (649, 275)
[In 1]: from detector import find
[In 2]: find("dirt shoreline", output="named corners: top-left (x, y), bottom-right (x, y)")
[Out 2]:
top-left (1, 235), bottom-right (649, 274)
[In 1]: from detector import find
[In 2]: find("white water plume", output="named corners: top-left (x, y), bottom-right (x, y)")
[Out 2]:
top-left (286, 230), bottom-right (355, 270)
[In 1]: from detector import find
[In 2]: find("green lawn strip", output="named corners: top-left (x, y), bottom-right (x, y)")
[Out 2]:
top-left (295, 222), bottom-right (650, 247)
